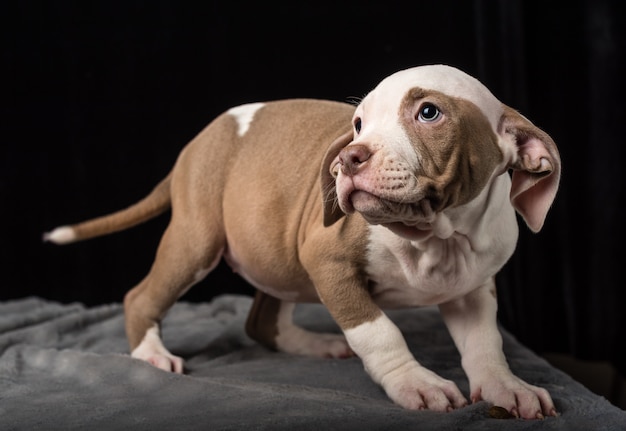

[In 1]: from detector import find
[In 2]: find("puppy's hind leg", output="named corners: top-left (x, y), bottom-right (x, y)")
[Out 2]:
top-left (245, 291), bottom-right (353, 359)
top-left (124, 221), bottom-right (224, 373)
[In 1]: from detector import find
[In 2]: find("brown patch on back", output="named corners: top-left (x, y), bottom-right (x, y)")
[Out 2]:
top-left (399, 87), bottom-right (503, 211)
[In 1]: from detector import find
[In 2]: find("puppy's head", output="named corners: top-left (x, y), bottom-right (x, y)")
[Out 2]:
top-left (321, 65), bottom-right (560, 237)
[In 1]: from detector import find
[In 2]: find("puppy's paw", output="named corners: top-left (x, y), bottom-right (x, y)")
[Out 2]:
top-left (130, 327), bottom-right (184, 373)
top-left (139, 351), bottom-right (184, 374)
top-left (381, 363), bottom-right (468, 412)
top-left (315, 333), bottom-right (355, 359)
top-left (276, 328), bottom-right (354, 359)
top-left (471, 375), bottom-right (556, 419)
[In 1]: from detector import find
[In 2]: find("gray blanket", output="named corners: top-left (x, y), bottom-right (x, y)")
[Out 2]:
top-left (1, 295), bottom-right (624, 430)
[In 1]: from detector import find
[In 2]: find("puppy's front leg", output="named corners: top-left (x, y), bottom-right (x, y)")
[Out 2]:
top-left (343, 311), bottom-right (468, 411)
top-left (302, 228), bottom-right (466, 411)
top-left (439, 279), bottom-right (557, 419)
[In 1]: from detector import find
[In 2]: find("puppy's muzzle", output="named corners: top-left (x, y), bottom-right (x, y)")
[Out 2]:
top-left (334, 144), bottom-right (441, 228)
top-left (338, 144), bottom-right (371, 177)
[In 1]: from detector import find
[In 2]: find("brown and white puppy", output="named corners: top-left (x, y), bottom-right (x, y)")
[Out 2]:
top-left (46, 65), bottom-right (561, 419)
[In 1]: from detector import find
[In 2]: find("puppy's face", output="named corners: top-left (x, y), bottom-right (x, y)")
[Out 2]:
top-left (325, 65), bottom-right (506, 238)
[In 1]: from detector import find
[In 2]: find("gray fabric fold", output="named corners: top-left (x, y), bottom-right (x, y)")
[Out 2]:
top-left (1, 295), bottom-right (624, 430)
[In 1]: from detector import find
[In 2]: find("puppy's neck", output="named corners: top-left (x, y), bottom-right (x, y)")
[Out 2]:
top-left (411, 173), bottom-right (517, 252)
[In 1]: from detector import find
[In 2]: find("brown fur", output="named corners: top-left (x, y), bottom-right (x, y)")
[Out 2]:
top-left (398, 88), bottom-right (503, 211)
top-left (245, 291), bottom-right (281, 349)
top-left (107, 99), bottom-right (382, 349)
top-left (71, 175), bottom-right (172, 241)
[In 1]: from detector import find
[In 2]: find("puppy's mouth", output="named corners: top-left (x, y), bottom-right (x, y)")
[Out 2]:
top-left (344, 190), bottom-right (437, 240)
top-left (382, 221), bottom-right (434, 241)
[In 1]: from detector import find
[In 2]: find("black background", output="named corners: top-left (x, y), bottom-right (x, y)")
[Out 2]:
top-left (3, 1), bottom-right (625, 374)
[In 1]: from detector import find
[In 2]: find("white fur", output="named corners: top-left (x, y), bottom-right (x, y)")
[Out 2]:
top-left (344, 312), bottom-right (466, 411)
top-left (374, 65), bottom-right (504, 129)
top-left (227, 102), bottom-right (265, 136)
top-left (344, 313), bottom-right (415, 382)
top-left (131, 325), bottom-right (183, 373)
top-left (43, 226), bottom-right (76, 244)
top-left (365, 174), bottom-right (517, 308)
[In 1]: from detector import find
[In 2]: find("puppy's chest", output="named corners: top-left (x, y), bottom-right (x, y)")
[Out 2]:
top-left (365, 228), bottom-right (495, 307)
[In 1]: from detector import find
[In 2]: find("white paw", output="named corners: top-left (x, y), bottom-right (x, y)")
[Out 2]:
top-left (276, 328), bottom-right (354, 359)
top-left (135, 351), bottom-right (184, 374)
top-left (471, 374), bottom-right (556, 419)
top-left (381, 362), bottom-right (468, 411)
top-left (344, 313), bottom-right (466, 411)
top-left (130, 326), bottom-right (184, 373)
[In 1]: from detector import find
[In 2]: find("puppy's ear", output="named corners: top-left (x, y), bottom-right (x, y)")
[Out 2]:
top-left (500, 106), bottom-right (561, 232)
top-left (320, 130), bottom-right (353, 226)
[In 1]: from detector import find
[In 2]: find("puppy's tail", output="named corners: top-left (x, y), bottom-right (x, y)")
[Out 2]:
top-left (44, 174), bottom-right (172, 245)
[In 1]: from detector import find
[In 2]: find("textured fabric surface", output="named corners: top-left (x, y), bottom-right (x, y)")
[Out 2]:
top-left (1, 295), bottom-right (624, 430)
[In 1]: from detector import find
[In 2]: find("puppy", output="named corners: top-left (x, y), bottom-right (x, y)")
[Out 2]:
top-left (46, 65), bottom-right (561, 419)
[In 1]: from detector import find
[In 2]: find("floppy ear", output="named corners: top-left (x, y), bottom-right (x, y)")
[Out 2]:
top-left (500, 106), bottom-right (561, 233)
top-left (320, 130), bottom-right (353, 226)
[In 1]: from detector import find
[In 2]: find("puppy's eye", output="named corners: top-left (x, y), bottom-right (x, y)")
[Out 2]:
top-left (417, 104), bottom-right (441, 122)
top-left (354, 118), bottom-right (362, 133)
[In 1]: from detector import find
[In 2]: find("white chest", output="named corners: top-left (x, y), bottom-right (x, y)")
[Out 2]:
top-left (365, 222), bottom-right (516, 308)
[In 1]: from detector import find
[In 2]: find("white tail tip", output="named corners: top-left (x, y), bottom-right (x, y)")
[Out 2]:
top-left (43, 226), bottom-right (77, 244)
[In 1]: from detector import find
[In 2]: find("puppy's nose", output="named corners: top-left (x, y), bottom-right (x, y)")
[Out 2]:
top-left (339, 144), bottom-right (371, 176)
